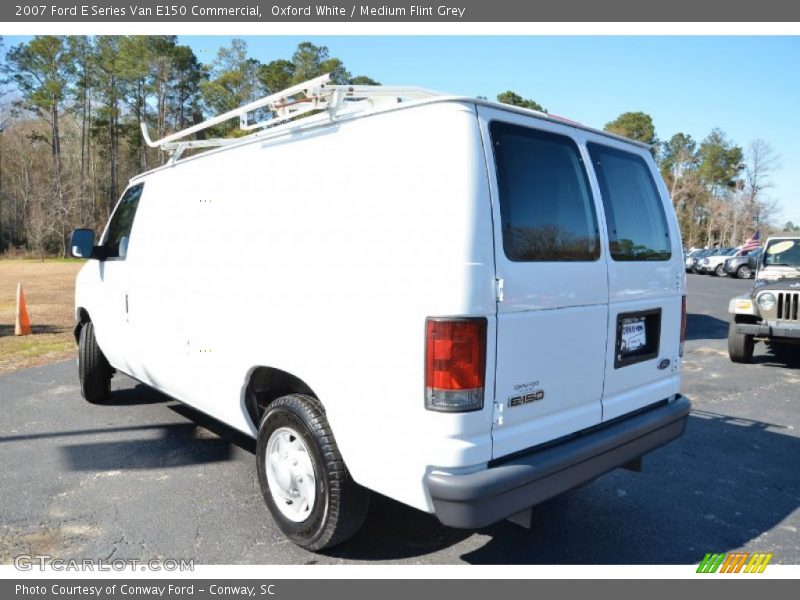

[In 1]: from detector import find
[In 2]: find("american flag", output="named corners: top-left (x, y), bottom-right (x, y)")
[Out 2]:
top-left (740, 230), bottom-right (761, 253)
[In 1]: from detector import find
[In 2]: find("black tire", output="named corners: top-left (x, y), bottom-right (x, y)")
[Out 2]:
top-left (256, 394), bottom-right (369, 551)
top-left (78, 321), bottom-right (112, 403)
top-left (714, 264), bottom-right (726, 277)
top-left (728, 321), bottom-right (754, 363)
top-left (736, 265), bottom-right (752, 279)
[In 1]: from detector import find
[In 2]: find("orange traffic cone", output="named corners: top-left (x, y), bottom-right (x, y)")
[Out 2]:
top-left (15, 283), bottom-right (32, 336)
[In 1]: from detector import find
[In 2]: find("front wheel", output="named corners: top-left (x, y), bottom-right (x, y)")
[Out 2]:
top-left (78, 322), bottom-right (112, 403)
top-left (736, 265), bottom-right (752, 279)
top-left (256, 394), bottom-right (369, 551)
top-left (728, 321), bottom-right (754, 363)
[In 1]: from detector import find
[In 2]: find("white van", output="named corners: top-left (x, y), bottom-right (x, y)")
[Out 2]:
top-left (71, 76), bottom-right (690, 550)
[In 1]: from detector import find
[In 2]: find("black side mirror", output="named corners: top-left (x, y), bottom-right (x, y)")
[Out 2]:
top-left (70, 228), bottom-right (95, 259)
top-left (747, 255), bottom-right (758, 270)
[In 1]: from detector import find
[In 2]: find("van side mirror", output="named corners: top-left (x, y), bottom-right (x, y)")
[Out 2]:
top-left (747, 255), bottom-right (758, 270)
top-left (70, 228), bottom-right (95, 259)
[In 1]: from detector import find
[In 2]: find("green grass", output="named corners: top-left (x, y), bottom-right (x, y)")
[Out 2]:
top-left (4, 337), bottom-right (75, 358)
top-left (0, 259), bottom-right (82, 373)
top-left (0, 336), bottom-right (76, 372)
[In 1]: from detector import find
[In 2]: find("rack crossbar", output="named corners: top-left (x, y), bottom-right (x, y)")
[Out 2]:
top-left (141, 73), bottom-right (444, 159)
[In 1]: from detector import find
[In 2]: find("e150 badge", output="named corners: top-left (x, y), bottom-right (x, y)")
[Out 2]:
top-left (508, 389), bottom-right (545, 408)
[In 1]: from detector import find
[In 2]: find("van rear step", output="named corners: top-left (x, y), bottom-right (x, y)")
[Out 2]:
top-left (427, 395), bottom-right (690, 529)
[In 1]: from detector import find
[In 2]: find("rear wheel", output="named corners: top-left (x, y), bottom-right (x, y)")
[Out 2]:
top-left (736, 265), bottom-right (752, 279)
top-left (78, 322), bottom-right (112, 403)
top-left (728, 321), bottom-right (754, 363)
top-left (256, 394), bottom-right (369, 551)
top-left (714, 264), bottom-right (726, 277)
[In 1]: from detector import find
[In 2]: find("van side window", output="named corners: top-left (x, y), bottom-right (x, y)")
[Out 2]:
top-left (490, 122), bottom-right (600, 262)
top-left (587, 143), bottom-right (671, 261)
top-left (103, 183), bottom-right (144, 259)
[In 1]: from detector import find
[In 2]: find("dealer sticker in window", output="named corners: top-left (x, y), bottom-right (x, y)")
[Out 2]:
top-left (621, 317), bottom-right (647, 353)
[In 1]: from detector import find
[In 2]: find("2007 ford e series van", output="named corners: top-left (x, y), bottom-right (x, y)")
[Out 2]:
top-left (70, 75), bottom-right (691, 550)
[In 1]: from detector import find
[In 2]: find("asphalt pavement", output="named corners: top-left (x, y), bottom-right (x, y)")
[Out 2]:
top-left (1, 274), bottom-right (798, 564)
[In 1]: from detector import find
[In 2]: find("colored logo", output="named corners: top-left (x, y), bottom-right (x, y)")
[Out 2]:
top-left (697, 552), bottom-right (773, 573)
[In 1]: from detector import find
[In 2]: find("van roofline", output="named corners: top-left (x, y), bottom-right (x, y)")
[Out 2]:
top-left (468, 96), bottom-right (653, 150)
top-left (128, 95), bottom-right (651, 185)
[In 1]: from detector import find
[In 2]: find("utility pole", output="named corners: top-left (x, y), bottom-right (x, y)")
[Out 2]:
top-left (731, 163), bottom-right (746, 247)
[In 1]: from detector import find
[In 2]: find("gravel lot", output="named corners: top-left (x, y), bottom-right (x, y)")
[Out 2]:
top-left (1, 273), bottom-right (798, 565)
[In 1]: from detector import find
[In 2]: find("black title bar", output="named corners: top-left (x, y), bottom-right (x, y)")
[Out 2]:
top-left (1, 579), bottom-right (793, 600)
top-left (4, 0), bottom-right (800, 22)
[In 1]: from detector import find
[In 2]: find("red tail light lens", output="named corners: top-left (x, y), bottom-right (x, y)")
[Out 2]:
top-left (425, 318), bottom-right (487, 412)
top-left (680, 295), bottom-right (687, 356)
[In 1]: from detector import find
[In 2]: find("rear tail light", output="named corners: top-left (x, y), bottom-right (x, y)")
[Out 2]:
top-left (679, 295), bottom-right (687, 356)
top-left (425, 318), bottom-right (487, 412)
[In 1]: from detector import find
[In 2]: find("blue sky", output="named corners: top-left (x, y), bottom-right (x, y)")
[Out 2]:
top-left (181, 35), bottom-right (800, 226)
top-left (5, 35), bottom-right (800, 225)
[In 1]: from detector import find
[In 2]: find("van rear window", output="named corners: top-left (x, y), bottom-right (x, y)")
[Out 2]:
top-left (587, 143), bottom-right (671, 261)
top-left (490, 122), bottom-right (600, 262)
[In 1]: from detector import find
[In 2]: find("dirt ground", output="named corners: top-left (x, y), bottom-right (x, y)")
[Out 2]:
top-left (0, 259), bottom-right (84, 374)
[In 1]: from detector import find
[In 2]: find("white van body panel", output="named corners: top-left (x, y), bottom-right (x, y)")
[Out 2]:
top-left (77, 101), bottom-right (497, 511)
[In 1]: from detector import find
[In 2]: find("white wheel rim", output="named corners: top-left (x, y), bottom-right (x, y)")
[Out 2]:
top-left (265, 427), bottom-right (316, 522)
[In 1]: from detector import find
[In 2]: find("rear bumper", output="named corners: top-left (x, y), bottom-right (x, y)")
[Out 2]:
top-left (737, 323), bottom-right (800, 339)
top-left (426, 395), bottom-right (691, 529)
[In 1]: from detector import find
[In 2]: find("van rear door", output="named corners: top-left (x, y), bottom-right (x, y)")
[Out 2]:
top-left (585, 140), bottom-right (683, 421)
top-left (478, 108), bottom-right (609, 460)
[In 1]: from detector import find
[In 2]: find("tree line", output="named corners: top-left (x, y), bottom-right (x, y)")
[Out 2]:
top-left (0, 36), bottom-right (782, 257)
top-left (0, 36), bottom-right (378, 257)
top-left (603, 111), bottom-right (780, 249)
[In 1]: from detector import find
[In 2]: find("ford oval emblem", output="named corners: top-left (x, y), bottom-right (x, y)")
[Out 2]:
top-left (657, 359), bottom-right (671, 370)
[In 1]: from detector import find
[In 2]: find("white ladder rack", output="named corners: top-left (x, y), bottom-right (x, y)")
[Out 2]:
top-left (140, 73), bottom-right (444, 163)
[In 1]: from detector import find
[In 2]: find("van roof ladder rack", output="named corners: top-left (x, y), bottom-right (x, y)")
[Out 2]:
top-left (140, 73), bottom-right (444, 163)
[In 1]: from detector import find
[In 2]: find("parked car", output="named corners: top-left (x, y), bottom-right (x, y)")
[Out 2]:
top-left (687, 248), bottom-right (714, 273)
top-left (728, 236), bottom-right (800, 362)
top-left (698, 247), bottom-right (737, 275)
top-left (724, 248), bottom-right (762, 279)
top-left (684, 248), bottom-right (704, 272)
top-left (69, 75), bottom-right (691, 550)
